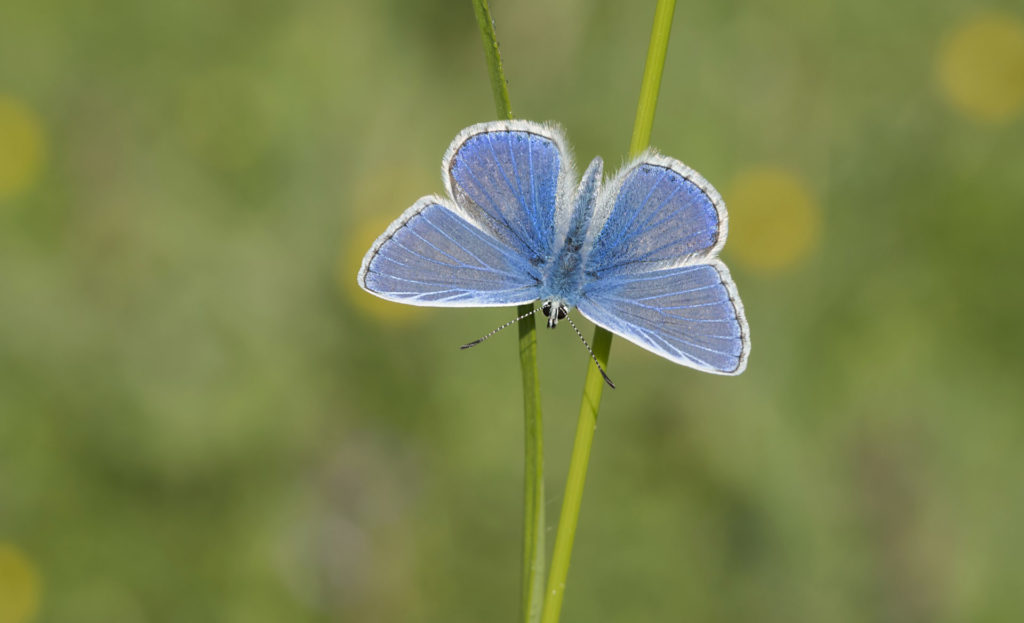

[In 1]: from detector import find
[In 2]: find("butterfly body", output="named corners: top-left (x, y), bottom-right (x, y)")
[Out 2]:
top-left (539, 157), bottom-right (603, 320)
top-left (358, 120), bottom-right (750, 375)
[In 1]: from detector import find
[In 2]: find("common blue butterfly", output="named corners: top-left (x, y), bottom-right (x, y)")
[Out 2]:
top-left (357, 121), bottom-right (750, 376)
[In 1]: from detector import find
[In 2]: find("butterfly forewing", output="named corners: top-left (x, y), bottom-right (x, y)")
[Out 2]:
top-left (358, 197), bottom-right (543, 307)
top-left (578, 261), bottom-right (749, 374)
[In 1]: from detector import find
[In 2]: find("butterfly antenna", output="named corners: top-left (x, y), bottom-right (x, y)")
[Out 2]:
top-left (460, 307), bottom-right (539, 350)
top-left (565, 315), bottom-right (615, 389)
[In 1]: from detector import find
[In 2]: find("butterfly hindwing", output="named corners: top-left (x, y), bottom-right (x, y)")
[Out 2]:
top-left (445, 121), bottom-right (574, 270)
top-left (585, 153), bottom-right (726, 278)
top-left (358, 197), bottom-right (543, 307)
top-left (578, 261), bottom-right (749, 374)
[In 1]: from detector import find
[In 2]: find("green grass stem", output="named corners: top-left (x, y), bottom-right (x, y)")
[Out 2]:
top-left (540, 2), bottom-right (677, 622)
top-left (471, 2), bottom-right (546, 622)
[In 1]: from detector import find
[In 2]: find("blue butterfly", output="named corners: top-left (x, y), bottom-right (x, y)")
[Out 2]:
top-left (357, 120), bottom-right (750, 379)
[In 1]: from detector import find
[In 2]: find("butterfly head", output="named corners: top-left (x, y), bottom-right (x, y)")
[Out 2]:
top-left (541, 300), bottom-right (569, 329)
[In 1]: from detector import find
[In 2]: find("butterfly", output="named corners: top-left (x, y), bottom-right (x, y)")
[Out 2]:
top-left (357, 120), bottom-right (750, 381)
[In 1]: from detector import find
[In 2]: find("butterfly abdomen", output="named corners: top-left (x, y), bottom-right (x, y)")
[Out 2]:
top-left (541, 157), bottom-right (604, 307)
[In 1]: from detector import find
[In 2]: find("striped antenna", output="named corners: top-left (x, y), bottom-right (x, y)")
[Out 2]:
top-left (460, 307), bottom-right (540, 350)
top-left (565, 315), bottom-right (615, 389)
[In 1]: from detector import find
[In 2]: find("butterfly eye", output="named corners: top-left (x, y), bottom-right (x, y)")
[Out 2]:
top-left (556, 305), bottom-right (568, 320)
top-left (541, 302), bottom-right (552, 316)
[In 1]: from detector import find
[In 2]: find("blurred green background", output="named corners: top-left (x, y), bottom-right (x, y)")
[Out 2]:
top-left (2, 0), bottom-right (1024, 621)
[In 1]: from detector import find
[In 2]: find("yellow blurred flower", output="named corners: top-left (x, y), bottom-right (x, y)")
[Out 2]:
top-left (725, 167), bottom-right (820, 274)
top-left (342, 163), bottom-right (436, 325)
top-left (0, 96), bottom-right (46, 201)
top-left (937, 12), bottom-right (1024, 123)
top-left (0, 543), bottom-right (41, 623)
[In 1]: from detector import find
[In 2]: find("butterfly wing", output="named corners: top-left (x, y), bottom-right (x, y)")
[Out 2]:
top-left (584, 153), bottom-right (726, 277)
top-left (577, 261), bottom-right (749, 374)
top-left (358, 196), bottom-right (543, 306)
top-left (445, 121), bottom-right (575, 270)
top-left (359, 121), bottom-right (573, 307)
top-left (578, 153), bottom-right (750, 374)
